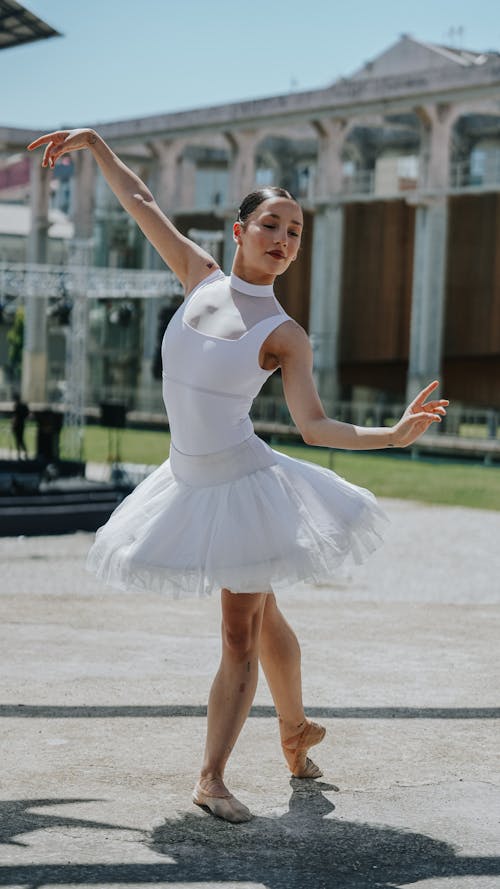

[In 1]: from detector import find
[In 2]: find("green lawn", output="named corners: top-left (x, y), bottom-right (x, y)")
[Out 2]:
top-left (279, 442), bottom-right (500, 511)
top-left (19, 422), bottom-right (171, 465)
top-left (81, 424), bottom-right (171, 465)
top-left (12, 422), bottom-right (500, 511)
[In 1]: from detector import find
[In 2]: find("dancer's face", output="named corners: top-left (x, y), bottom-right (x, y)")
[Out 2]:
top-left (233, 197), bottom-right (303, 282)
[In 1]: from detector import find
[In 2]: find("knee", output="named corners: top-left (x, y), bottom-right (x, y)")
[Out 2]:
top-left (222, 613), bottom-right (260, 660)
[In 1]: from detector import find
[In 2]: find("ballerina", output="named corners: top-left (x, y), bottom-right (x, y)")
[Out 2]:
top-left (28, 129), bottom-right (448, 823)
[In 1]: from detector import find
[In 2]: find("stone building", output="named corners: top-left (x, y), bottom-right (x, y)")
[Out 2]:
top-left (1, 34), bottom-right (500, 414)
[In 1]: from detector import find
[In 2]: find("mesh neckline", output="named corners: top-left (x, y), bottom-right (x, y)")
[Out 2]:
top-left (230, 273), bottom-right (274, 298)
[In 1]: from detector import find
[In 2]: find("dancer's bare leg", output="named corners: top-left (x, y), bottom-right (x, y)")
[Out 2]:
top-left (194, 588), bottom-right (267, 821)
top-left (259, 593), bottom-right (325, 778)
top-left (259, 594), bottom-right (305, 735)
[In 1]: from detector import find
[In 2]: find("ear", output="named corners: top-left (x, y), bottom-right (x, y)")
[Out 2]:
top-left (233, 221), bottom-right (243, 244)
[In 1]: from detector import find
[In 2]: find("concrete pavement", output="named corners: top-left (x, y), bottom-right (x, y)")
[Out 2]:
top-left (1, 497), bottom-right (499, 889)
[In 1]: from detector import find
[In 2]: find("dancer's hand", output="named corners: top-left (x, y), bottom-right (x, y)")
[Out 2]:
top-left (391, 381), bottom-right (449, 447)
top-left (27, 128), bottom-right (96, 168)
top-left (27, 128), bottom-right (218, 293)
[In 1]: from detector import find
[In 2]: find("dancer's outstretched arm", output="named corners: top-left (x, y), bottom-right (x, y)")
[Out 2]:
top-left (27, 129), bottom-right (217, 294)
top-left (274, 322), bottom-right (449, 449)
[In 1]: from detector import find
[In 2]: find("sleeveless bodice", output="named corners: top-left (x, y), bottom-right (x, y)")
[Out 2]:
top-left (161, 270), bottom-right (292, 456)
top-left (90, 277), bottom-right (386, 598)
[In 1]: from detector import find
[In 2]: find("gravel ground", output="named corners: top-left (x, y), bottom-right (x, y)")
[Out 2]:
top-left (1, 497), bottom-right (499, 889)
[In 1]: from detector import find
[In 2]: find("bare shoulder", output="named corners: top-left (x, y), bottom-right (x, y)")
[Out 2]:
top-left (266, 319), bottom-right (312, 364)
top-left (183, 261), bottom-right (221, 300)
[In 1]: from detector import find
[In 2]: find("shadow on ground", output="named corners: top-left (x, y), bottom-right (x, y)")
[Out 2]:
top-left (0, 797), bottom-right (138, 848)
top-left (1, 782), bottom-right (499, 888)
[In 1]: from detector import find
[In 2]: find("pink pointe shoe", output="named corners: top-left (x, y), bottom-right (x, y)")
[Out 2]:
top-left (282, 720), bottom-right (326, 778)
top-left (192, 781), bottom-right (252, 823)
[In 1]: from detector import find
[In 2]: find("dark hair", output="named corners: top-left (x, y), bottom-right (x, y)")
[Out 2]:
top-left (237, 187), bottom-right (298, 225)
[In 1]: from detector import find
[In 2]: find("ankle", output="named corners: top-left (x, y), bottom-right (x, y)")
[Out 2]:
top-left (200, 767), bottom-right (224, 782)
top-left (278, 715), bottom-right (307, 740)
top-left (197, 772), bottom-right (230, 798)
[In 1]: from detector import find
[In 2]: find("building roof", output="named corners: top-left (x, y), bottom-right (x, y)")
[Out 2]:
top-left (0, 0), bottom-right (60, 51)
top-left (351, 35), bottom-right (499, 80)
top-left (1, 35), bottom-right (500, 151)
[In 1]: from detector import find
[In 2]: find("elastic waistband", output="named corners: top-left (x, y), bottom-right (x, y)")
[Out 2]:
top-left (169, 434), bottom-right (277, 487)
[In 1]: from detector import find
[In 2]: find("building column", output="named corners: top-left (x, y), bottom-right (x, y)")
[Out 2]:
top-left (309, 205), bottom-right (344, 413)
top-left (312, 118), bottom-right (346, 198)
top-left (178, 153), bottom-right (196, 210)
top-left (308, 119), bottom-right (346, 411)
top-left (222, 215), bottom-right (238, 272)
top-left (62, 152), bottom-right (98, 455)
top-left (137, 142), bottom-right (186, 409)
top-left (149, 138), bottom-right (187, 225)
top-left (406, 104), bottom-right (454, 401)
top-left (21, 156), bottom-right (51, 403)
top-left (406, 197), bottom-right (448, 401)
top-left (137, 281), bottom-right (164, 413)
top-left (223, 130), bottom-right (260, 270)
top-left (72, 150), bottom-right (96, 241)
top-left (418, 103), bottom-right (454, 191)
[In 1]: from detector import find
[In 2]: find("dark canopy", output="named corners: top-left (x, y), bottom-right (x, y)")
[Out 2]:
top-left (0, 0), bottom-right (60, 51)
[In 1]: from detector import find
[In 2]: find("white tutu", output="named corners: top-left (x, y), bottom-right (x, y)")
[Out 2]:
top-left (86, 433), bottom-right (387, 597)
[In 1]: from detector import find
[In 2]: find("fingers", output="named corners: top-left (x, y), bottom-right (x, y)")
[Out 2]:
top-left (45, 149), bottom-right (60, 169)
top-left (421, 404), bottom-right (447, 415)
top-left (34, 141), bottom-right (67, 169)
top-left (406, 401), bottom-right (448, 422)
top-left (411, 411), bottom-right (442, 424)
top-left (27, 131), bottom-right (68, 151)
top-left (400, 382), bottom-right (449, 445)
top-left (412, 380), bottom-right (439, 405)
top-left (42, 144), bottom-right (61, 169)
top-left (27, 136), bottom-right (50, 151)
top-left (425, 400), bottom-right (449, 410)
top-left (27, 132), bottom-right (70, 168)
top-left (411, 382), bottom-right (451, 419)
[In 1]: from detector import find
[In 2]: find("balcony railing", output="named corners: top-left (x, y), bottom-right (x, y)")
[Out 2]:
top-left (450, 159), bottom-right (500, 191)
top-left (341, 170), bottom-right (420, 198)
top-left (341, 170), bottom-right (375, 196)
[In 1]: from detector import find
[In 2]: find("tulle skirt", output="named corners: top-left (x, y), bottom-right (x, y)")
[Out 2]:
top-left (86, 433), bottom-right (387, 597)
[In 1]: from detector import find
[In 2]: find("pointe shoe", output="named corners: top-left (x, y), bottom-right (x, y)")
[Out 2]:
top-left (282, 720), bottom-right (326, 778)
top-left (192, 782), bottom-right (253, 823)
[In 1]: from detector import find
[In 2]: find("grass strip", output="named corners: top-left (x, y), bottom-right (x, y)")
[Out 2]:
top-left (7, 422), bottom-right (498, 511)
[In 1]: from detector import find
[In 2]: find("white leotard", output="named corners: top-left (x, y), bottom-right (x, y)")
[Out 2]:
top-left (161, 270), bottom-right (293, 456)
top-left (89, 272), bottom-right (385, 596)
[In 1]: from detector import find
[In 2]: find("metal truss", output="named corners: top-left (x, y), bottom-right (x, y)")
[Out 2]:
top-left (0, 258), bottom-right (183, 459)
top-left (0, 261), bottom-right (183, 302)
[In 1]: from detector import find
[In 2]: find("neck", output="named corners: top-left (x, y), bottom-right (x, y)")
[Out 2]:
top-left (231, 256), bottom-right (275, 286)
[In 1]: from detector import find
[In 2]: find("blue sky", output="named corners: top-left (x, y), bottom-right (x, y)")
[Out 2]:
top-left (1, 0), bottom-right (499, 130)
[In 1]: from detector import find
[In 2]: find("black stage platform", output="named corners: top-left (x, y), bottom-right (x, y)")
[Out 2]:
top-left (0, 459), bottom-right (132, 536)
